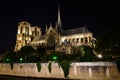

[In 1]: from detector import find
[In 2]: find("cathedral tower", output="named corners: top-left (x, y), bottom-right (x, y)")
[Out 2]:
top-left (15, 21), bottom-right (41, 51)
top-left (15, 21), bottom-right (32, 51)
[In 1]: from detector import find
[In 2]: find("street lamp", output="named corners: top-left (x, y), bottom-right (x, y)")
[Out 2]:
top-left (98, 54), bottom-right (102, 59)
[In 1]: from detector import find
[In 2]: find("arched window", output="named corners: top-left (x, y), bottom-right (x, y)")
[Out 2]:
top-left (81, 38), bottom-right (83, 43)
top-left (85, 37), bottom-right (88, 44)
top-left (76, 38), bottom-right (79, 43)
top-left (72, 39), bottom-right (75, 42)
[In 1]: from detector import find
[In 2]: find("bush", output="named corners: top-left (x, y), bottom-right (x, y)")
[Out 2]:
top-left (36, 62), bottom-right (41, 72)
top-left (59, 61), bottom-right (71, 78)
top-left (10, 62), bottom-right (14, 70)
top-left (48, 62), bottom-right (52, 73)
top-left (116, 60), bottom-right (120, 73)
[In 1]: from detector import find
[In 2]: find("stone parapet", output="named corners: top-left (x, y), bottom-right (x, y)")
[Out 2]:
top-left (0, 62), bottom-right (120, 80)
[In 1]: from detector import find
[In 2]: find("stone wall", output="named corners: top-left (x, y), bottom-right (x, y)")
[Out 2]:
top-left (0, 62), bottom-right (120, 80)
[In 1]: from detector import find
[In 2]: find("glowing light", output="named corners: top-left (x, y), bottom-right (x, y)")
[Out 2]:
top-left (52, 56), bottom-right (58, 60)
top-left (53, 56), bottom-right (57, 60)
top-left (98, 54), bottom-right (102, 58)
top-left (20, 58), bottom-right (23, 61)
top-left (6, 58), bottom-right (9, 62)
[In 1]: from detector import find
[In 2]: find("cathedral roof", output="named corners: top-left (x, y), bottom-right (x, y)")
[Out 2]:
top-left (62, 27), bottom-right (90, 36)
top-left (32, 35), bottom-right (45, 41)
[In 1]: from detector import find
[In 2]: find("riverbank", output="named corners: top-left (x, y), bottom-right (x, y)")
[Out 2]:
top-left (0, 62), bottom-right (120, 80)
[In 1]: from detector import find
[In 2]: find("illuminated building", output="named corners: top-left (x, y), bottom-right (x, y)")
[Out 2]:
top-left (15, 7), bottom-right (95, 54)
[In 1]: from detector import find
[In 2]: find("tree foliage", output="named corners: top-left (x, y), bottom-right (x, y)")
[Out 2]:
top-left (95, 26), bottom-right (120, 58)
top-left (80, 45), bottom-right (96, 61)
top-left (48, 62), bottom-right (52, 73)
top-left (19, 46), bottom-right (36, 61)
top-left (2, 51), bottom-right (16, 63)
top-left (36, 62), bottom-right (41, 72)
top-left (19, 46), bottom-right (35, 55)
top-left (1, 51), bottom-right (16, 69)
top-left (36, 46), bottom-right (47, 62)
top-left (72, 45), bottom-right (96, 62)
top-left (59, 61), bottom-right (71, 78)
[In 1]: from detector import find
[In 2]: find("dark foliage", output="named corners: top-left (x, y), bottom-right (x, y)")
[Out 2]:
top-left (95, 26), bottom-right (120, 59)
top-left (10, 62), bottom-right (14, 70)
top-left (59, 61), bottom-right (71, 78)
top-left (116, 59), bottom-right (120, 73)
top-left (36, 62), bottom-right (41, 72)
top-left (48, 62), bottom-right (52, 73)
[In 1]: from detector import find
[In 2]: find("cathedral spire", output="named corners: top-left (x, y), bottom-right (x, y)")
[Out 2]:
top-left (57, 6), bottom-right (61, 25)
top-left (56, 5), bottom-right (62, 34)
top-left (45, 24), bottom-right (48, 33)
top-left (50, 22), bottom-right (52, 27)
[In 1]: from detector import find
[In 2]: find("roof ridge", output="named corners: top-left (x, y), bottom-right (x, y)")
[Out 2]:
top-left (63, 27), bottom-right (85, 31)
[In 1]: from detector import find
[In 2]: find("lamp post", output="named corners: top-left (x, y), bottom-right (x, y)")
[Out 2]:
top-left (98, 54), bottom-right (102, 61)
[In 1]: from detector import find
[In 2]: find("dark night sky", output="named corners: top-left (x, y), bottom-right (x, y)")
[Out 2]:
top-left (0, 0), bottom-right (120, 53)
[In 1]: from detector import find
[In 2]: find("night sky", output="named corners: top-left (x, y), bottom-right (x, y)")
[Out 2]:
top-left (0, 0), bottom-right (119, 53)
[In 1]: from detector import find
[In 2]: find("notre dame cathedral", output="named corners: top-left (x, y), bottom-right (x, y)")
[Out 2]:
top-left (15, 7), bottom-right (95, 54)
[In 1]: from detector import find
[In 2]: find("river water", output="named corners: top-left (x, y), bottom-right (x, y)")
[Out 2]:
top-left (0, 76), bottom-right (71, 80)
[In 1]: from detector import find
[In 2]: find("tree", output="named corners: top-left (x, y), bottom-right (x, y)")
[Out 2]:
top-left (2, 51), bottom-right (17, 63)
top-left (95, 26), bottom-right (120, 60)
top-left (59, 61), bottom-right (71, 78)
top-left (19, 46), bottom-right (36, 62)
top-left (16, 51), bottom-right (25, 62)
top-left (72, 45), bottom-right (96, 62)
top-left (79, 45), bottom-right (96, 61)
top-left (36, 45), bottom-right (47, 62)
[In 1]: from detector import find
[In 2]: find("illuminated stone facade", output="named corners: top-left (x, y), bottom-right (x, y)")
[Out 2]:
top-left (15, 21), bottom-right (41, 51)
top-left (15, 7), bottom-right (95, 54)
